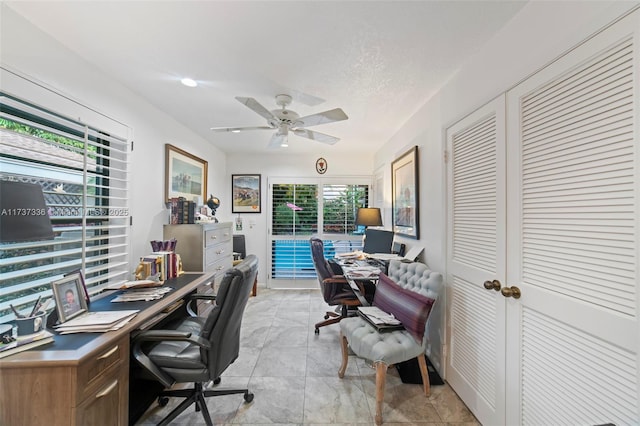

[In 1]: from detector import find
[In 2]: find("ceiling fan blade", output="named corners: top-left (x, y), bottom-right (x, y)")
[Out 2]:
top-left (210, 126), bottom-right (273, 132)
top-left (268, 132), bottom-right (287, 149)
top-left (235, 97), bottom-right (277, 121)
top-left (293, 128), bottom-right (339, 145)
top-left (295, 108), bottom-right (348, 127)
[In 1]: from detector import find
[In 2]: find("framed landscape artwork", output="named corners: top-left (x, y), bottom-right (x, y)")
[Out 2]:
top-left (232, 174), bottom-right (261, 213)
top-left (165, 144), bottom-right (208, 202)
top-left (392, 146), bottom-right (419, 239)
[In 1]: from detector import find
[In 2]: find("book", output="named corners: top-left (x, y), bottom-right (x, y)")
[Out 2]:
top-left (0, 330), bottom-right (54, 359)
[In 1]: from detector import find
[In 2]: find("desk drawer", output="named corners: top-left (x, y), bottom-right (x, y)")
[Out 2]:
top-left (204, 227), bottom-right (231, 247)
top-left (77, 337), bottom-right (128, 401)
top-left (205, 240), bottom-right (233, 266)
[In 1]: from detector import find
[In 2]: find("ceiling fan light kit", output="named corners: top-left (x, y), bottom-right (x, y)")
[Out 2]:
top-left (211, 94), bottom-right (348, 148)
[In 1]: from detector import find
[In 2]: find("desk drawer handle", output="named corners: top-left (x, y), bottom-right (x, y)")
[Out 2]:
top-left (216, 249), bottom-right (225, 254)
top-left (96, 380), bottom-right (118, 398)
top-left (210, 235), bottom-right (217, 240)
top-left (97, 345), bottom-right (119, 360)
top-left (216, 266), bottom-right (223, 271)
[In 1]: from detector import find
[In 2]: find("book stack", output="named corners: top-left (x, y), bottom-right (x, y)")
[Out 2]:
top-left (168, 197), bottom-right (196, 224)
top-left (0, 329), bottom-right (55, 359)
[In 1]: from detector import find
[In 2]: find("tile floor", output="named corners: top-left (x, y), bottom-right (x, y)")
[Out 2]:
top-left (136, 288), bottom-right (480, 425)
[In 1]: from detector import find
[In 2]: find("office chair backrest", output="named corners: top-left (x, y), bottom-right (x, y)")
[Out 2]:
top-left (201, 254), bottom-right (258, 377)
top-left (310, 237), bottom-right (332, 281)
top-left (362, 229), bottom-right (394, 254)
top-left (233, 234), bottom-right (247, 259)
top-left (310, 237), bottom-right (338, 303)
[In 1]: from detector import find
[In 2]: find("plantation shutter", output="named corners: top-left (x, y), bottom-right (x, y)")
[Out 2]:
top-left (0, 92), bottom-right (130, 321)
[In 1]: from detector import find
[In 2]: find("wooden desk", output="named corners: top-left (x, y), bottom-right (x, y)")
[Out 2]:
top-left (0, 272), bottom-right (214, 426)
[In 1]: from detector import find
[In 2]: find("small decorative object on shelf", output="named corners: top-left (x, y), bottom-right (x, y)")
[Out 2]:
top-left (206, 195), bottom-right (220, 223)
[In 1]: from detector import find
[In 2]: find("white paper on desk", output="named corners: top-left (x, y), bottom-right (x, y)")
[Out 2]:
top-left (345, 266), bottom-right (380, 278)
top-left (368, 253), bottom-right (403, 261)
top-left (57, 314), bottom-right (137, 334)
top-left (111, 287), bottom-right (172, 302)
top-left (56, 310), bottom-right (139, 327)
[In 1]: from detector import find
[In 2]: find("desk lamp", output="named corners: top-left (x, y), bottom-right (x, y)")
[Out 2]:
top-left (355, 207), bottom-right (383, 253)
top-left (355, 207), bottom-right (383, 228)
top-left (0, 180), bottom-right (55, 243)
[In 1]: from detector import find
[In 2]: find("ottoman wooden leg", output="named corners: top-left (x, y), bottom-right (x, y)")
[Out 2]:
top-left (374, 362), bottom-right (387, 425)
top-left (417, 355), bottom-right (431, 397)
top-left (338, 334), bottom-right (349, 378)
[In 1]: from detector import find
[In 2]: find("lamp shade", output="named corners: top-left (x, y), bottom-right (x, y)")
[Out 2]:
top-left (0, 181), bottom-right (55, 243)
top-left (355, 207), bottom-right (383, 227)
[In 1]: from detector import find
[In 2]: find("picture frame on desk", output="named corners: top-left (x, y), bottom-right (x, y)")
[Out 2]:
top-left (165, 143), bottom-right (208, 203)
top-left (392, 146), bottom-right (420, 239)
top-left (52, 273), bottom-right (89, 323)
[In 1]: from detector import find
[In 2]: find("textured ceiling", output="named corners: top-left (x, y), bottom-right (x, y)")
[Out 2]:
top-left (5, 1), bottom-right (527, 154)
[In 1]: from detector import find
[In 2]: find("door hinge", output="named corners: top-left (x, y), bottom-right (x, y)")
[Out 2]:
top-left (130, 141), bottom-right (134, 151)
top-left (130, 216), bottom-right (133, 226)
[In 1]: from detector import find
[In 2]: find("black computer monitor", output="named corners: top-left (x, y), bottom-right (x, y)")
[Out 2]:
top-left (362, 229), bottom-right (394, 254)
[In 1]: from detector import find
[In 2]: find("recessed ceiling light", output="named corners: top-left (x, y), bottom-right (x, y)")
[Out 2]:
top-left (231, 129), bottom-right (241, 133)
top-left (181, 78), bottom-right (198, 87)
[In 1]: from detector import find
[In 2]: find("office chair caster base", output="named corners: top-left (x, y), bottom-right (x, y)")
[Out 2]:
top-left (244, 391), bottom-right (254, 403)
top-left (214, 377), bottom-right (221, 385)
top-left (157, 396), bottom-right (169, 407)
top-left (314, 327), bottom-right (320, 334)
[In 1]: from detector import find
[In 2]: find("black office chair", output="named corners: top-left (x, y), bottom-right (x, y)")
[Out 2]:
top-left (310, 237), bottom-right (362, 334)
top-left (233, 234), bottom-right (246, 262)
top-left (132, 255), bottom-right (259, 426)
top-left (233, 234), bottom-right (257, 296)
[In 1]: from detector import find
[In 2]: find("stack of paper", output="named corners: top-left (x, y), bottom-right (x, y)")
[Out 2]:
top-left (55, 310), bottom-right (138, 334)
top-left (111, 287), bottom-right (172, 302)
top-left (345, 265), bottom-right (382, 278)
top-left (358, 306), bottom-right (402, 325)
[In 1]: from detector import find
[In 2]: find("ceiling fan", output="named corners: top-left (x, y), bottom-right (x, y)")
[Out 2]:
top-left (210, 94), bottom-right (348, 148)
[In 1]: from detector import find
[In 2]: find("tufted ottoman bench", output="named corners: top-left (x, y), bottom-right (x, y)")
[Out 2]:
top-left (338, 260), bottom-right (443, 425)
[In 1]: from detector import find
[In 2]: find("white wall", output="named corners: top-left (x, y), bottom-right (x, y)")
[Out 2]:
top-left (0, 6), bottom-right (228, 268)
top-left (373, 0), bottom-right (640, 376)
top-left (225, 152), bottom-right (374, 285)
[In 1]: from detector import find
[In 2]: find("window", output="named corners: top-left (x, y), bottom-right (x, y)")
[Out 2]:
top-left (269, 178), bottom-right (370, 285)
top-left (0, 92), bottom-right (130, 322)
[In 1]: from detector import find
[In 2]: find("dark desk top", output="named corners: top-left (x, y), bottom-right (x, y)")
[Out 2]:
top-left (0, 272), bottom-right (213, 367)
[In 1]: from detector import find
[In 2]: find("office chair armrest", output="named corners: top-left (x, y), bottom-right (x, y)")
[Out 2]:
top-left (133, 329), bottom-right (211, 349)
top-left (132, 330), bottom-right (211, 388)
top-left (185, 293), bottom-right (217, 316)
top-left (323, 277), bottom-right (348, 285)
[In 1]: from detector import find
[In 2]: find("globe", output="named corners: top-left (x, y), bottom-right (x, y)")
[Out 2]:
top-left (206, 195), bottom-right (220, 215)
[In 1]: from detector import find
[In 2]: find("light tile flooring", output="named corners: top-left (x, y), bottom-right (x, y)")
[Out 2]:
top-left (136, 288), bottom-right (479, 425)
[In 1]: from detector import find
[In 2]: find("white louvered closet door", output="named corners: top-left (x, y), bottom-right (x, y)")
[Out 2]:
top-left (446, 95), bottom-right (507, 426)
top-left (505, 11), bottom-right (639, 425)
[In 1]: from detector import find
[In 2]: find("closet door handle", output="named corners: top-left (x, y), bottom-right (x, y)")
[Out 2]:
top-left (483, 280), bottom-right (501, 291)
top-left (501, 286), bottom-right (521, 299)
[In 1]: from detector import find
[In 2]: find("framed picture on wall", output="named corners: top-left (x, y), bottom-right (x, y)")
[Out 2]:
top-left (232, 174), bottom-right (261, 213)
top-left (165, 144), bottom-right (208, 202)
top-left (392, 146), bottom-right (419, 239)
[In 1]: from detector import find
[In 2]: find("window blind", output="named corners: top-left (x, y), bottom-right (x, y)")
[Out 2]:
top-left (0, 92), bottom-right (130, 322)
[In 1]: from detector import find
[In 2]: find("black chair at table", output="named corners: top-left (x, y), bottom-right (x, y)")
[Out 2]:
top-left (132, 255), bottom-right (259, 426)
top-left (233, 234), bottom-right (257, 296)
top-left (310, 237), bottom-right (362, 334)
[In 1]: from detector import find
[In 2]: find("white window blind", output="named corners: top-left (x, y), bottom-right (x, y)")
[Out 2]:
top-left (0, 92), bottom-right (130, 321)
